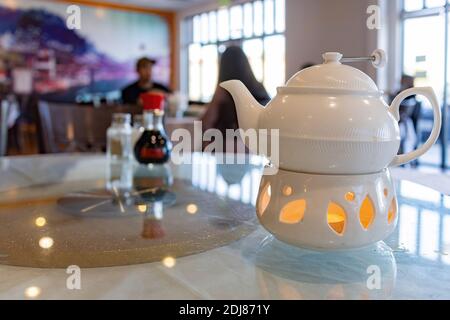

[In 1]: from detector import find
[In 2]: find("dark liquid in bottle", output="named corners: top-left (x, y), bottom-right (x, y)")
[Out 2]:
top-left (134, 129), bottom-right (171, 164)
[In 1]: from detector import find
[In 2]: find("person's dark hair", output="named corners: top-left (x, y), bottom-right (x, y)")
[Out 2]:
top-left (136, 57), bottom-right (156, 71)
top-left (218, 46), bottom-right (270, 104)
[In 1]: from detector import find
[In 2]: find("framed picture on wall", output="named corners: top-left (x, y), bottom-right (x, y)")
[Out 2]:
top-left (0, 0), bottom-right (172, 103)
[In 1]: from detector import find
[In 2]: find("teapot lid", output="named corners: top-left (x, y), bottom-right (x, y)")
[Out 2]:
top-left (283, 52), bottom-right (379, 94)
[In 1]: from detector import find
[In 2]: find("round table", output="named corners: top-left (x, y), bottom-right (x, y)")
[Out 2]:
top-left (0, 154), bottom-right (449, 299)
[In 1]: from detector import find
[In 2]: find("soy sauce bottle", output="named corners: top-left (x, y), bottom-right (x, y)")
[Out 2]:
top-left (134, 93), bottom-right (172, 164)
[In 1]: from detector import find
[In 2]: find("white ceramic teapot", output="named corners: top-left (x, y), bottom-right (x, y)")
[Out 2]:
top-left (221, 51), bottom-right (442, 175)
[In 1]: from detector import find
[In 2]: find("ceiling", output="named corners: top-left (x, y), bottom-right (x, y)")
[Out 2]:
top-left (94, 0), bottom-right (215, 11)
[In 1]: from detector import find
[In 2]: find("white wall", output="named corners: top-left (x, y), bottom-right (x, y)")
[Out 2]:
top-left (285, 0), bottom-right (379, 80)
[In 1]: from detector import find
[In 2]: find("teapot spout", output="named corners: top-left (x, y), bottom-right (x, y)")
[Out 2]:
top-left (220, 80), bottom-right (264, 132)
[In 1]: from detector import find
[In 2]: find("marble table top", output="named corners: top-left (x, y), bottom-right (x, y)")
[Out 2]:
top-left (0, 153), bottom-right (449, 299)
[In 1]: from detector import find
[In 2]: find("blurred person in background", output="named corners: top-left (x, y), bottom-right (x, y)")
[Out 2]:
top-left (201, 46), bottom-right (270, 151)
top-left (121, 57), bottom-right (171, 105)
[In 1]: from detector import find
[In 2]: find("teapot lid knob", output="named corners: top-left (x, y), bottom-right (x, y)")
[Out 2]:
top-left (322, 52), bottom-right (343, 64)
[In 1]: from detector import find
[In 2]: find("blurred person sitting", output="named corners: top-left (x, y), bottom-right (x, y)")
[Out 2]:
top-left (121, 57), bottom-right (171, 105)
top-left (201, 46), bottom-right (270, 151)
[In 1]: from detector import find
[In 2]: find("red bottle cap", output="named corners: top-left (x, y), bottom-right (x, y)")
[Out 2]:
top-left (140, 92), bottom-right (165, 111)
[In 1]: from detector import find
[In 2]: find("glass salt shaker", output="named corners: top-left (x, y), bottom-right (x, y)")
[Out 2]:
top-left (107, 113), bottom-right (132, 162)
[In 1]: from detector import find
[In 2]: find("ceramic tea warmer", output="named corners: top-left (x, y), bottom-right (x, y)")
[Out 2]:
top-left (221, 50), bottom-right (442, 251)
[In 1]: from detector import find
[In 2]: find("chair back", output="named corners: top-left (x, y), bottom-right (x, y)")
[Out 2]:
top-left (37, 102), bottom-right (141, 153)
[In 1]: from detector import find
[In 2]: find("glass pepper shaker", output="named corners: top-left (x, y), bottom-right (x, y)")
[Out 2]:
top-left (107, 113), bottom-right (132, 162)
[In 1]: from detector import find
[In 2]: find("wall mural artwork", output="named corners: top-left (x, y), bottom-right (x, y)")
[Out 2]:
top-left (0, 0), bottom-right (171, 102)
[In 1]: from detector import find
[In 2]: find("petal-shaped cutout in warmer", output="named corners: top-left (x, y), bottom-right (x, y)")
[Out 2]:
top-left (388, 197), bottom-right (397, 224)
top-left (279, 199), bottom-right (306, 224)
top-left (257, 183), bottom-right (271, 217)
top-left (359, 195), bottom-right (375, 230)
top-left (327, 202), bottom-right (346, 235)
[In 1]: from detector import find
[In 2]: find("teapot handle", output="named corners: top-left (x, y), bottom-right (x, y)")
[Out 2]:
top-left (389, 87), bottom-right (442, 167)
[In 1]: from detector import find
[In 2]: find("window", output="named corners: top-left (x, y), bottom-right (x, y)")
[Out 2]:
top-left (230, 5), bottom-right (243, 39)
top-left (402, 0), bottom-right (450, 169)
top-left (427, 0), bottom-right (446, 8)
top-left (404, 0), bottom-right (424, 11)
top-left (403, 15), bottom-right (445, 101)
top-left (186, 0), bottom-right (286, 102)
top-left (243, 39), bottom-right (264, 82)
